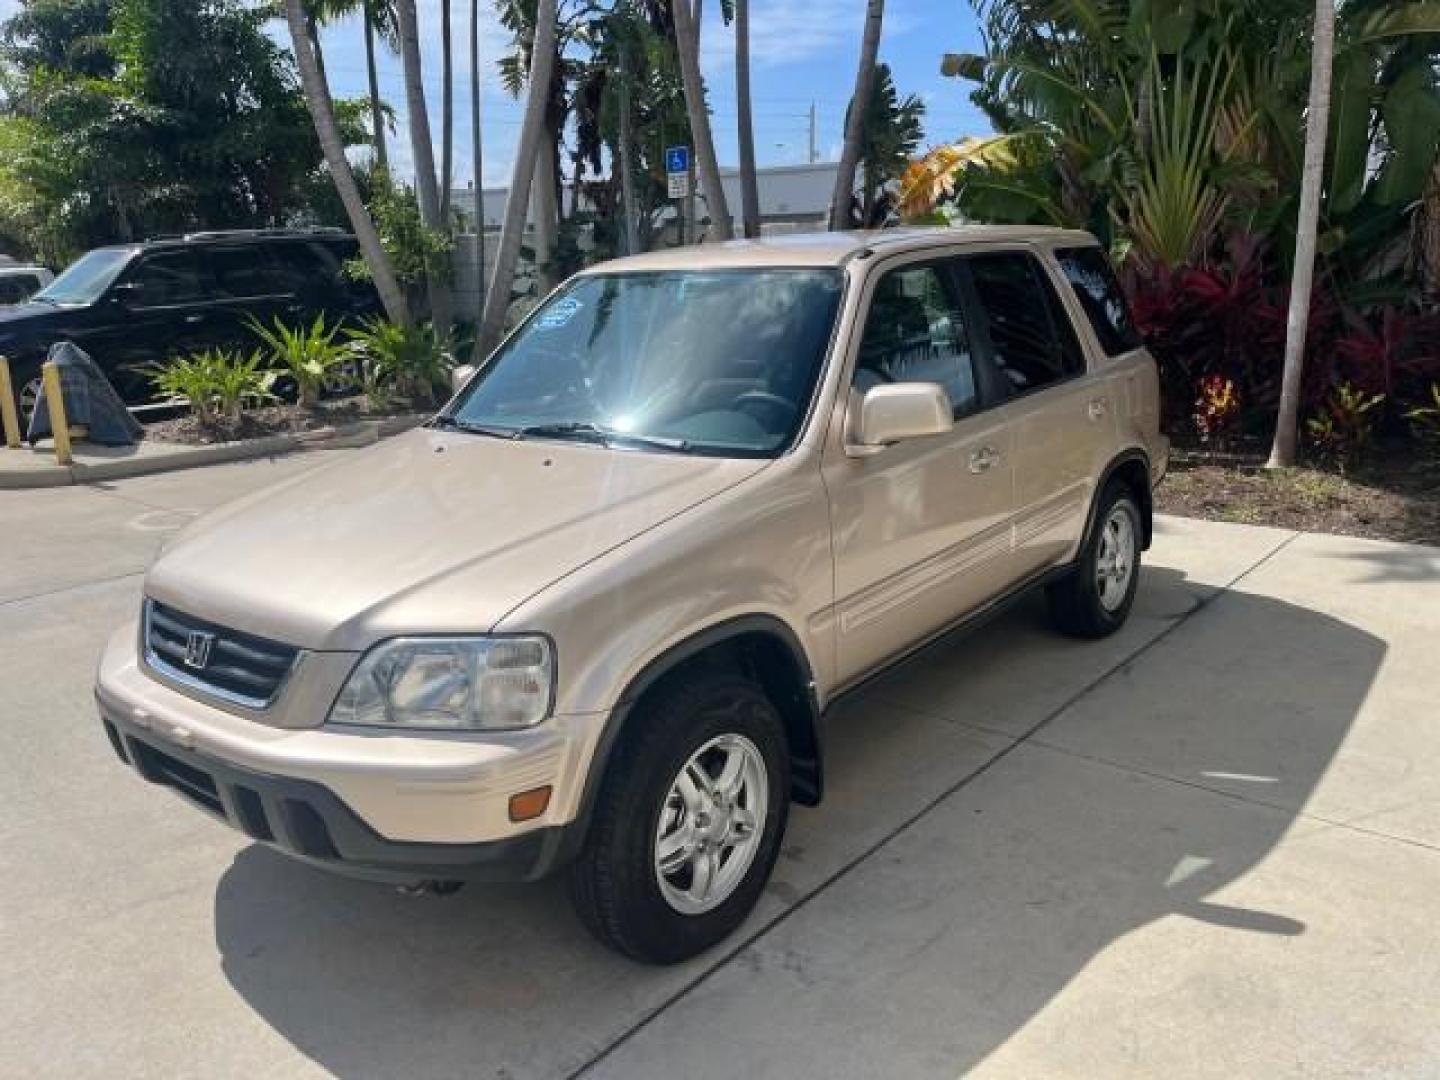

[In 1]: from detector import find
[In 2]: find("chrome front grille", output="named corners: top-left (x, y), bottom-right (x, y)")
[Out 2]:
top-left (142, 600), bottom-right (300, 709)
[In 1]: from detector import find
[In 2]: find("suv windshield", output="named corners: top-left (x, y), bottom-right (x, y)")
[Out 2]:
top-left (449, 269), bottom-right (844, 457)
top-left (33, 248), bottom-right (134, 305)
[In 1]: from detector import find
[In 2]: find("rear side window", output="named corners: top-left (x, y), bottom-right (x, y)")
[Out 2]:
top-left (268, 241), bottom-right (345, 293)
top-left (965, 252), bottom-right (1085, 394)
top-left (1056, 246), bottom-right (1142, 356)
top-left (856, 262), bottom-right (980, 418)
top-left (208, 245), bottom-right (278, 299)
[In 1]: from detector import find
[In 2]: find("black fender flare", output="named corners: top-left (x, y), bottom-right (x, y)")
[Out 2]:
top-left (554, 614), bottom-right (823, 868)
top-left (1085, 448), bottom-right (1154, 551)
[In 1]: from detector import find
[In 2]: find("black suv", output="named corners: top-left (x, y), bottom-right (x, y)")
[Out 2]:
top-left (0, 229), bottom-right (381, 419)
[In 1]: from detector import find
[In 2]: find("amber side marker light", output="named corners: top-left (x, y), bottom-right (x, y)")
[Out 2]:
top-left (508, 786), bottom-right (552, 823)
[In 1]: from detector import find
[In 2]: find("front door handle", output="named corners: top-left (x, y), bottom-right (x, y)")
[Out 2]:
top-left (183, 313), bottom-right (205, 325)
top-left (968, 446), bottom-right (1000, 473)
top-left (1087, 397), bottom-right (1109, 421)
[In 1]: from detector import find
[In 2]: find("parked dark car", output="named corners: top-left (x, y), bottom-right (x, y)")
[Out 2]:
top-left (0, 229), bottom-right (381, 420)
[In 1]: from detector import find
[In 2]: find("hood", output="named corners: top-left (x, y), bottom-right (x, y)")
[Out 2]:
top-left (0, 301), bottom-right (68, 331)
top-left (144, 427), bottom-right (770, 650)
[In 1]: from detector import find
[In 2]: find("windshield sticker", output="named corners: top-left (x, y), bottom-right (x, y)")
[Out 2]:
top-left (537, 296), bottom-right (583, 329)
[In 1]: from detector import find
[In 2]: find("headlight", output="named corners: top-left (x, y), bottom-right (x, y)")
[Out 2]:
top-left (328, 636), bottom-right (554, 730)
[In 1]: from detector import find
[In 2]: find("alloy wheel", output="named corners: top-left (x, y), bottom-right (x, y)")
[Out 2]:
top-left (1095, 503), bottom-right (1137, 612)
top-left (653, 733), bottom-right (769, 915)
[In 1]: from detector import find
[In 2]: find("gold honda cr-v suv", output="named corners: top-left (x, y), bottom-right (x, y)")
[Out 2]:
top-left (96, 227), bottom-right (1167, 963)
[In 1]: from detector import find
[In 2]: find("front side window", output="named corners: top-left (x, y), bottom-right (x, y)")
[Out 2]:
top-left (33, 248), bottom-right (134, 305)
top-left (125, 250), bottom-right (207, 307)
top-left (449, 269), bottom-right (844, 457)
top-left (856, 262), bottom-right (979, 418)
top-left (967, 252), bottom-right (1085, 393)
top-left (1056, 246), bottom-right (1142, 356)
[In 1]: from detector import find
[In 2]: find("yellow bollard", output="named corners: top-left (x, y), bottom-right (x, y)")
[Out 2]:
top-left (41, 360), bottom-right (72, 466)
top-left (0, 356), bottom-right (20, 449)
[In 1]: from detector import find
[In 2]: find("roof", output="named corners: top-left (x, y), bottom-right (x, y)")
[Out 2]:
top-left (584, 225), bottom-right (1099, 273)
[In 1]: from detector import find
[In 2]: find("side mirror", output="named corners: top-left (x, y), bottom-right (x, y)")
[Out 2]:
top-left (108, 281), bottom-right (142, 308)
top-left (450, 363), bottom-right (477, 394)
top-left (847, 382), bottom-right (954, 457)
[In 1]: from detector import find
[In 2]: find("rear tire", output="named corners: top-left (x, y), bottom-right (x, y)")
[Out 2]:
top-left (569, 670), bottom-right (790, 964)
top-left (1047, 481), bottom-right (1142, 639)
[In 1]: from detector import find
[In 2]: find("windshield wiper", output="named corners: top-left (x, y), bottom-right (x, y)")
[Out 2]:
top-left (517, 421), bottom-right (690, 453)
top-left (429, 415), bottom-right (517, 439)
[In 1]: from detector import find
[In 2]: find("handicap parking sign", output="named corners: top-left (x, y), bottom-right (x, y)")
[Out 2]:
top-left (665, 146), bottom-right (690, 175)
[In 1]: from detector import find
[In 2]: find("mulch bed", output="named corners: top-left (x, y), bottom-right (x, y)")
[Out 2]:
top-left (1156, 438), bottom-right (1440, 546)
top-left (143, 399), bottom-right (424, 447)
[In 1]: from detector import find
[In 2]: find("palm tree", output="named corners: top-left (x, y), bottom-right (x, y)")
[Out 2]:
top-left (828, 0), bottom-right (884, 230)
top-left (282, 0), bottom-right (410, 325)
top-left (306, 0), bottom-right (394, 171)
top-left (394, 0), bottom-right (454, 340)
top-left (671, 0), bottom-right (733, 241)
top-left (734, 0), bottom-right (760, 238)
top-left (1266, 0), bottom-right (1335, 469)
top-left (477, 0), bottom-right (558, 356)
top-left (469, 0), bottom-right (486, 316)
top-left (440, 0), bottom-right (455, 223)
top-left (361, 1), bottom-right (392, 170)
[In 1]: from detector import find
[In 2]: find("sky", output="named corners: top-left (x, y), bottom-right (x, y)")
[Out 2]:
top-left (0, 0), bottom-right (991, 189)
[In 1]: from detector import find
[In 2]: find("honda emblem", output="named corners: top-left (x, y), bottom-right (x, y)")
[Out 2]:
top-left (183, 631), bottom-right (215, 670)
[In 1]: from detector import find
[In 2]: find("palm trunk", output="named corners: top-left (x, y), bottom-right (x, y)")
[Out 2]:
top-left (828, 0), bottom-right (884, 230)
top-left (363, 4), bottom-right (388, 171)
top-left (671, 0), bottom-right (733, 241)
top-left (618, 40), bottom-right (641, 255)
top-left (533, 114), bottom-right (559, 291)
top-left (470, 0), bottom-right (486, 318)
top-left (1266, 0), bottom-right (1335, 469)
top-left (477, 0), bottom-right (558, 356)
top-left (283, 0), bottom-right (409, 326)
top-left (735, 0), bottom-right (760, 239)
top-left (306, 10), bottom-right (327, 83)
top-left (395, 0), bottom-right (454, 341)
top-left (440, 0), bottom-right (455, 223)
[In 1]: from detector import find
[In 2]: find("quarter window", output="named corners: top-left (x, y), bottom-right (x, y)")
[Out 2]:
top-left (855, 262), bottom-right (980, 418)
top-left (966, 252), bottom-right (1085, 393)
top-left (1056, 246), bottom-right (1142, 356)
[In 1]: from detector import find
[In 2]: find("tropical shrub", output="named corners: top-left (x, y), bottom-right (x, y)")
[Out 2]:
top-left (1193, 375), bottom-right (1240, 445)
top-left (145, 349), bottom-right (276, 427)
top-left (248, 314), bottom-right (349, 409)
top-left (1407, 383), bottom-right (1440, 451)
top-left (1306, 383), bottom-right (1386, 467)
top-left (345, 318), bottom-right (455, 406)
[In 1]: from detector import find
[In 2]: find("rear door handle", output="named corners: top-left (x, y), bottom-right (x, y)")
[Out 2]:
top-left (1087, 397), bottom-right (1109, 421)
top-left (968, 446), bottom-right (1001, 473)
top-left (184, 313), bottom-right (205, 325)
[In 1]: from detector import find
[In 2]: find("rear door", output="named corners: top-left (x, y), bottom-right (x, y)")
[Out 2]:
top-left (201, 243), bottom-right (292, 353)
top-left (960, 248), bottom-right (1113, 575)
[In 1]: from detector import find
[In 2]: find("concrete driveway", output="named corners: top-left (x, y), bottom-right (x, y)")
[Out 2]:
top-left (2, 451), bottom-right (1438, 1079)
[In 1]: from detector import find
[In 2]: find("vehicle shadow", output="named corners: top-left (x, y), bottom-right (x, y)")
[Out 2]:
top-left (213, 565), bottom-right (1384, 1079)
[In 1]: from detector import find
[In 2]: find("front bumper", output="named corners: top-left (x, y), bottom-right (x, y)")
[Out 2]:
top-left (100, 707), bottom-right (566, 883)
top-left (95, 623), bottom-right (607, 882)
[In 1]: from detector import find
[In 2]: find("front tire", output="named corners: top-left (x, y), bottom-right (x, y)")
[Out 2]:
top-left (569, 671), bottom-right (790, 964)
top-left (1047, 481), bottom-right (1143, 638)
